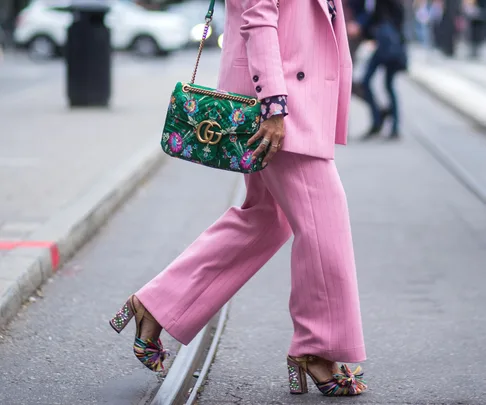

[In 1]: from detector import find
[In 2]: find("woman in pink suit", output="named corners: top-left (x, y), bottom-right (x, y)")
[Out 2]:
top-left (110, 0), bottom-right (367, 397)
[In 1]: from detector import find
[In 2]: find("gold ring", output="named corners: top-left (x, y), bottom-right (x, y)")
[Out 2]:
top-left (271, 143), bottom-right (279, 149)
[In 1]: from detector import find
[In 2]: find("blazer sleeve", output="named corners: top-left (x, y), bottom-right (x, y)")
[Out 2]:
top-left (240, 0), bottom-right (288, 100)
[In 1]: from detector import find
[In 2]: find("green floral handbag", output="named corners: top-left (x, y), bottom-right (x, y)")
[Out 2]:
top-left (161, 0), bottom-right (266, 173)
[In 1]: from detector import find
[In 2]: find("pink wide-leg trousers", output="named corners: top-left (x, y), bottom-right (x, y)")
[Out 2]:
top-left (137, 151), bottom-right (366, 362)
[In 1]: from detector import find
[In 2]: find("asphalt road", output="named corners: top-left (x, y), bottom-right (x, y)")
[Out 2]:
top-left (196, 81), bottom-right (486, 404)
top-left (0, 156), bottom-right (239, 405)
top-left (0, 54), bottom-right (485, 405)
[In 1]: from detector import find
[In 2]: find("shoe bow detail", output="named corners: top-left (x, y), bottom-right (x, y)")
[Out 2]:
top-left (318, 364), bottom-right (367, 396)
top-left (133, 337), bottom-right (168, 373)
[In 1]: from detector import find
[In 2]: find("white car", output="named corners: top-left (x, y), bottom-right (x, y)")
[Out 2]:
top-left (13, 0), bottom-right (190, 59)
top-left (166, 0), bottom-right (225, 48)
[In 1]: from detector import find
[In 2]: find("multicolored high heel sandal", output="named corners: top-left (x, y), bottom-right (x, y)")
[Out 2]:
top-left (109, 295), bottom-right (168, 372)
top-left (287, 355), bottom-right (367, 396)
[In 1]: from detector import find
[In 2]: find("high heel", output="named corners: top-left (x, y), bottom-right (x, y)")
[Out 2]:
top-left (287, 355), bottom-right (367, 396)
top-left (287, 356), bottom-right (309, 394)
top-left (109, 295), bottom-right (167, 372)
top-left (109, 297), bottom-right (135, 333)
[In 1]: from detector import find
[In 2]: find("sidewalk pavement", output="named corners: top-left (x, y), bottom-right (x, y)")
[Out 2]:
top-left (407, 44), bottom-right (486, 129)
top-left (0, 49), bottom-right (219, 328)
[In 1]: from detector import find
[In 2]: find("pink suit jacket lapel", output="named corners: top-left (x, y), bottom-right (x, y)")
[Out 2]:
top-left (315, 0), bottom-right (338, 49)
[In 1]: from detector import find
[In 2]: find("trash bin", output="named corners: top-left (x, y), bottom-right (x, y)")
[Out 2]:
top-left (64, 0), bottom-right (111, 107)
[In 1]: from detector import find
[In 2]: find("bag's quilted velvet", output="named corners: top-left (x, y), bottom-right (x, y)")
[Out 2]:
top-left (161, 82), bottom-right (266, 173)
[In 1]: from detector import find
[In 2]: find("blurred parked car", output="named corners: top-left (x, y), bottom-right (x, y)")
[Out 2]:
top-left (13, 0), bottom-right (190, 59)
top-left (165, 0), bottom-right (225, 48)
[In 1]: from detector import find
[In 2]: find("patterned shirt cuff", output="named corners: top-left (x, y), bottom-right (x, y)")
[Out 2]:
top-left (260, 95), bottom-right (288, 121)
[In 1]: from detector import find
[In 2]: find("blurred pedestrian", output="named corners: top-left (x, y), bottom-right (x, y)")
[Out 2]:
top-left (110, 0), bottom-right (368, 397)
top-left (430, 0), bottom-right (445, 48)
top-left (344, 0), bottom-right (366, 62)
top-left (414, 0), bottom-right (432, 48)
top-left (344, 0), bottom-right (375, 99)
top-left (462, 0), bottom-right (486, 58)
top-left (360, 0), bottom-right (407, 140)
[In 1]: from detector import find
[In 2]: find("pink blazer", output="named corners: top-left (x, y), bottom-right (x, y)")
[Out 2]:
top-left (217, 0), bottom-right (352, 159)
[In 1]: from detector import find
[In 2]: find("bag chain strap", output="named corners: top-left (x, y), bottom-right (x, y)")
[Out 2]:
top-left (182, 83), bottom-right (258, 106)
top-left (190, 0), bottom-right (280, 85)
top-left (190, 0), bottom-right (216, 84)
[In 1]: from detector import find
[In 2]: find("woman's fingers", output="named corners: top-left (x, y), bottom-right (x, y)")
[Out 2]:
top-left (247, 127), bottom-right (265, 147)
top-left (262, 141), bottom-right (279, 167)
top-left (251, 136), bottom-right (271, 161)
top-left (248, 116), bottom-right (285, 166)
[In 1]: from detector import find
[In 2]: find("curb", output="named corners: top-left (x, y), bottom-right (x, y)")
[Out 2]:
top-left (408, 63), bottom-right (486, 131)
top-left (0, 140), bottom-right (165, 329)
top-left (150, 180), bottom-right (245, 405)
top-left (185, 303), bottom-right (230, 405)
top-left (152, 317), bottom-right (217, 405)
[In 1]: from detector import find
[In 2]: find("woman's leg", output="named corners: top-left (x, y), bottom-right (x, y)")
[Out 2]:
top-left (385, 66), bottom-right (399, 136)
top-left (261, 152), bottom-right (366, 364)
top-left (470, 20), bottom-right (482, 58)
top-left (136, 172), bottom-right (292, 345)
top-left (361, 51), bottom-right (382, 134)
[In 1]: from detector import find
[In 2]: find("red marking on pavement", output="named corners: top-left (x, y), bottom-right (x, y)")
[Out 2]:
top-left (0, 241), bottom-right (60, 271)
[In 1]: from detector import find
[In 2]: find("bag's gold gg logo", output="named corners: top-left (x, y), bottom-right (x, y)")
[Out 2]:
top-left (196, 120), bottom-right (222, 145)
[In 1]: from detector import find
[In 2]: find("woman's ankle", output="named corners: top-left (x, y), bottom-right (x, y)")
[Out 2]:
top-left (306, 356), bottom-right (339, 381)
top-left (133, 295), bottom-right (162, 340)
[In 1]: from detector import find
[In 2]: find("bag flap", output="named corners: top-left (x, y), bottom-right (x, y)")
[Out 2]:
top-left (168, 82), bottom-right (261, 136)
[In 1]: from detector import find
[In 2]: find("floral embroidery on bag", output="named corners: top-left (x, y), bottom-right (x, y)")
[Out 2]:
top-left (202, 145), bottom-right (212, 160)
top-left (183, 99), bottom-right (199, 116)
top-left (168, 132), bottom-right (183, 153)
top-left (161, 82), bottom-right (266, 173)
top-left (208, 108), bottom-right (221, 121)
top-left (240, 150), bottom-right (253, 170)
top-left (230, 156), bottom-right (240, 170)
top-left (182, 145), bottom-right (193, 158)
top-left (229, 108), bottom-right (246, 126)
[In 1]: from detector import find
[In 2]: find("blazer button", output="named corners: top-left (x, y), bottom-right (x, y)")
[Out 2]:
top-left (297, 72), bottom-right (305, 81)
top-left (255, 86), bottom-right (262, 93)
top-left (253, 75), bottom-right (259, 82)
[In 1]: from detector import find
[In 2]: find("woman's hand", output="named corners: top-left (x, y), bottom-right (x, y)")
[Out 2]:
top-left (247, 115), bottom-right (285, 167)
